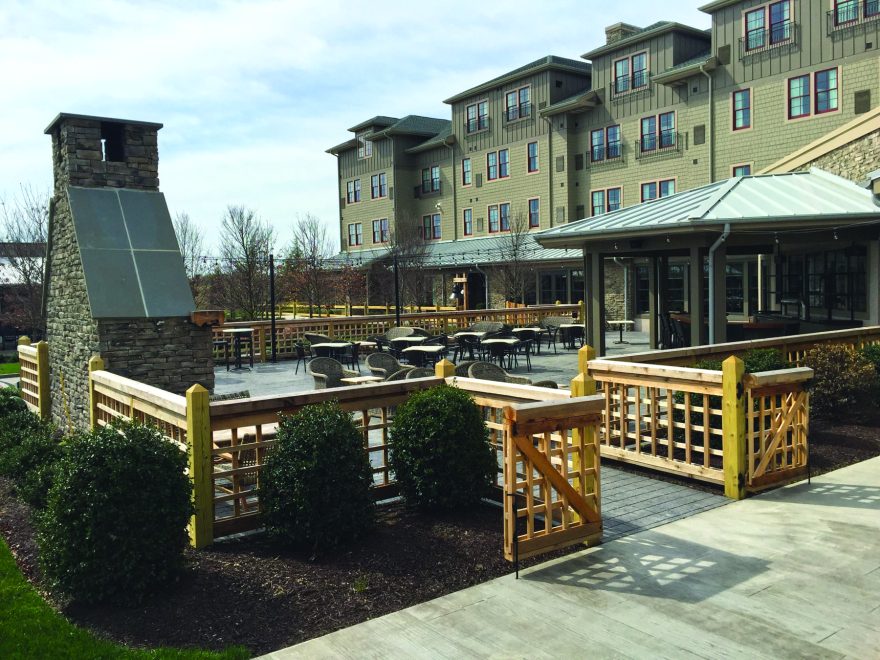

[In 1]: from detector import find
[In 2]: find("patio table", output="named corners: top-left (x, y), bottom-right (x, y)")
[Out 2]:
top-left (607, 319), bottom-right (635, 344)
top-left (222, 327), bottom-right (254, 370)
top-left (402, 344), bottom-right (446, 367)
top-left (310, 341), bottom-right (352, 360)
top-left (558, 323), bottom-right (585, 349)
top-left (453, 331), bottom-right (487, 339)
top-left (340, 375), bottom-right (384, 385)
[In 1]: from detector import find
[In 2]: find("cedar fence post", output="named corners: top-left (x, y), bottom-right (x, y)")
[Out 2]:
top-left (187, 384), bottom-right (213, 548)
top-left (88, 356), bottom-right (105, 430)
top-left (722, 355), bottom-right (747, 500)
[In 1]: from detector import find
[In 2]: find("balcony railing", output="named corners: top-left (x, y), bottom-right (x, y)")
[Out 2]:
top-left (505, 102), bottom-right (531, 122)
top-left (609, 72), bottom-right (650, 100)
top-left (739, 20), bottom-right (798, 58)
top-left (414, 181), bottom-right (442, 199)
top-left (588, 142), bottom-right (624, 166)
top-left (826, 1), bottom-right (880, 35)
top-left (466, 116), bottom-right (490, 134)
top-left (635, 131), bottom-right (681, 159)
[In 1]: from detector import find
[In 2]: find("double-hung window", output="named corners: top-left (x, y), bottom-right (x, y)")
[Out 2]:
top-left (607, 125), bottom-right (621, 158)
top-left (640, 116), bottom-right (657, 152)
top-left (488, 205), bottom-right (500, 233)
top-left (463, 208), bottom-right (473, 236)
top-left (500, 203), bottom-right (511, 232)
top-left (421, 166), bottom-right (441, 193)
top-left (346, 179), bottom-right (361, 204)
top-left (356, 131), bottom-right (372, 159)
top-left (590, 129), bottom-right (605, 162)
top-left (607, 188), bottom-right (622, 212)
top-left (528, 198), bottom-right (540, 228)
top-left (733, 89), bottom-right (752, 130)
top-left (788, 68), bottom-right (839, 119)
top-left (745, 1), bottom-right (791, 51)
top-left (659, 112), bottom-right (675, 147)
top-left (487, 152), bottom-right (498, 181)
top-left (371, 173), bottom-right (387, 199)
top-left (498, 149), bottom-right (509, 178)
top-left (372, 218), bottom-right (389, 243)
top-left (462, 158), bottom-right (472, 185)
top-left (632, 53), bottom-right (648, 88)
top-left (467, 101), bottom-right (488, 132)
top-left (422, 213), bottom-right (441, 240)
top-left (527, 142), bottom-right (539, 173)
top-left (348, 223), bottom-right (362, 247)
top-left (641, 113), bottom-right (675, 152)
top-left (641, 182), bottom-right (658, 203)
top-left (592, 188), bottom-right (622, 216)
top-left (613, 52), bottom-right (648, 94)
top-left (613, 57), bottom-right (630, 94)
top-left (834, 0), bottom-right (858, 25)
top-left (505, 86), bottom-right (531, 121)
top-left (591, 191), bottom-right (605, 217)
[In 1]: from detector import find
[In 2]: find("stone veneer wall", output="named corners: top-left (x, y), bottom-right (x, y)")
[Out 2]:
top-left (97, 319), bottom-right (214, 395)
top-left (797, 128), bottom-right (880, 183)
top-left (45, 116), bottom-right (213, 429)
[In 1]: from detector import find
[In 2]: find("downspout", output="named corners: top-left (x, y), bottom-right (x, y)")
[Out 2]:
top-left (708, 223), bottom-right (730, 345)
top-left (444, 138), bottom-right (458, 241)
top-left (613, 257), bottom-right (628, 320)
top-left (700, 63), bottom-right (715, 183)
top-left (542, 115), bottom-right (554, 228)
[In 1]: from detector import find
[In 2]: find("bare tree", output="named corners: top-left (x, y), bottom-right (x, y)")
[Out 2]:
top-left (386, 218), bottom-right (431, 310)
top-left (172, 211), bottom-right (207, 305)
top-left (496, 210), bottom-right (535, 305)
top-left (283, 213), bottom-right (331, 317)
top-left (0, 185), bottom-right (48, 336)
top-left (217, 205), bottom-right (275, 320)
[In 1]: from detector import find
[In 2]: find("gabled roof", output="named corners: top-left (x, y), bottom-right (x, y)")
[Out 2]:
top-left (444, 56), bottom-right (590, 104)
top-left (371, 116), bottom-right (451, 139)
top-left (406, 125), bottom-right (455, 154)
top-left (536, 169), bottom-right (880, 247)
top-left (652, 53), bottom-right (717, 86)
top-left (541, 89), bottom-right (604, 117)
top-left (582, 21), bottom-right (709, 60)
top-left (347, 116), bottom-right (398, 133)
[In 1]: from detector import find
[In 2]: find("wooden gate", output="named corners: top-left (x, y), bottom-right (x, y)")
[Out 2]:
top-left (502, 395), bottom-right (604, 561)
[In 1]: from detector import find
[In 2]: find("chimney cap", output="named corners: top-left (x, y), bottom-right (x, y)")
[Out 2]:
top-left (44, 112), bottom-right (163, 135)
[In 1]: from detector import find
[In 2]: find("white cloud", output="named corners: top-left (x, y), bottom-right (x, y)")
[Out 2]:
top-left (0, 0), bottom-right (709, 250)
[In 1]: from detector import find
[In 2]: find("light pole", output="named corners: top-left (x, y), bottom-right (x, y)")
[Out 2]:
top-left (393, 250), bottom-right (401, 327)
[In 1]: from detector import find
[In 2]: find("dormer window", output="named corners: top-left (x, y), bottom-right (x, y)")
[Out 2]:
top-left (505, 86), bottom-right (531, 121)
top-left (612, 51), bottom-right (649, 97)
top-left (356, 131), bottom-right (372, 159)
top-left (744, 1), bottom-right (792, 53)
top-left (466, 101), bottom-right (489, 133)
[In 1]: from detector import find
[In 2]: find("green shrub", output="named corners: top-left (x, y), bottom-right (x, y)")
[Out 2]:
top-left (262, 402), bottom-right (374, 553)
top-left (860, 343), bottom-right (880, 376)
top-left (0, 387), bottom-right (27, 419)
top-left (801, 345), bottom-right (878, 420)
top-left (389, 385), bottom-right (495, 510)
top-left (37, 422), bottom-right (192, 604)
top-left (0, 411), bottom-right (61, 509)
top-left (743, 348), bottom-right (789, 373)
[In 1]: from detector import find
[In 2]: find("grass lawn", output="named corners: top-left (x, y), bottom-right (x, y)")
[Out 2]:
top-left (0, 538), bottom-right (249, 660)
top-left (0, 363), bottom-right (19, 376)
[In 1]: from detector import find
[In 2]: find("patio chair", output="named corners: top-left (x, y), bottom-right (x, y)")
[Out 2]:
top-left (384, 368), bottom-right (411, 382)
top-left (410, 327), bottom-right (431, 337)
top-left (540, 318), bottom-right (561, 354)
top-left (293, 340), bottom-right (312, 374)
top-left (469, 321), bottom-right (504, 333)
top-left (304, 332), bottom-right (332, 346)
top-left (366, 335), bottom-right (391, 353)
top-left (366, 352), bottom-right (412, 378)
top-left (531, 380), bottom-right (558, 389)
top-left (454, 360), bottom-right (477, 377)
top-left (467, 361), bottom-right (532, 385)
top-left (405, 367), bottom-right (435, 379)
top-left (452, 335), bottom-right (480, 362)
top-left (384, 327), bottom-right (414, 341)
top-left (307, 357), bottom-right (358, 389)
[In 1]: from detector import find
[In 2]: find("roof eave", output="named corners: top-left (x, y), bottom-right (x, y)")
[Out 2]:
top-left (541, 89), bottom-right (605, 117)
top-left (443, 61), bottom-right (591, 104)
top-left (326, 138), bottom-right (358, 155)
top-left (582, 23), bottom-right (709, 60)
top-left (652, 56), bottom-right (718, 86)
top-left (698, 0), bottom-right (740, 13)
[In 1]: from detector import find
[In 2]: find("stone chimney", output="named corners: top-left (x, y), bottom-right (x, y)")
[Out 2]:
top-left (43, 113), bottom-right (213, 428)
top-left (605, 22), bottom-right (641, 45)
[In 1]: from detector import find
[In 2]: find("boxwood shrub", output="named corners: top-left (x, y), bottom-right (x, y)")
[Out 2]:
top-left (389, 385), bottom-right (495, 510)
top-left (37, 422), bottom-right (192, 604)
top-left (261, 402), bottom-right (374, 554)
top-left (0, 386), bottom-right (27, 418)
top-left (0, 410), bottom-right (61, 509)
top-left (801, 345), bottom-right (878, 420)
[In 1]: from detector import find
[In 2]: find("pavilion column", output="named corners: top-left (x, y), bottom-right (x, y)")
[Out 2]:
top-left (869, 240), bottom-right (880, 325)
top-left (710, 245), bottom-right (727, 344)
top-left (647, 256), bottom-right (658, 349)
top-left (584, 250), bottom-right (605, 356)
top-left (657, 256), bottom-right (670, 348)
top-left (689, 246), bottom-right (708, 347)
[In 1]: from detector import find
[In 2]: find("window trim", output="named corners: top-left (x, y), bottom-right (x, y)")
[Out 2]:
top-left (742, 0), bottom-right (794, 52)
top-left (421, 213), bottom-right (441, 240)
top-left (639, 111), bottom-right (676, 153)
top-left (372, 218), bottom-right (389, 244)
top-left (590, 128), bottom-right (605, 163)
top-left (640, 178), bottom-right (677, 203)
top-left (461, 158), bottom-right (472, 187)
top-left (590, 189), bottom-right (606, 217)
top-left (606, 125), bottom-right (622, 159)
top-left (488, 204), bottom-right (500, 233)
top-left (732, 88), bottom-right (753, 132)
top-left (591, 187), bottom-right (624, 216)
top-left (731, 162), bottom-right (753, 177)
top-left (785, 67), bottom-right (841, 122)
top-left (356, 131), bottom-right (372, 159)
top-left (463, 207), bottom-right (473, 236)
top-left (487, 149), bottom-right (510, 182)
top-left (527, 197), bottom-right (540, 228)
top-left (504, 85), bottom-right (531, 122)
top-left (814, 67), bottom-right (840, 116)
top-left (487, 152), bottom-right (498, 181)
top-left (612, 50), bottom-right (649, 96)
top-left (527, 141), bottom-right (539, 174)
top-left (370, 172), bottom-right (388, 199)
top-left (346, 179), bottom-right (361, 204)
top-left (466, 99), bottom-right (489, 134)
top-left (348, 222), bottom-right (362, 247)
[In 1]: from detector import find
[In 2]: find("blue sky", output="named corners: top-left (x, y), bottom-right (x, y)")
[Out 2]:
top-left (0, 1), bottom-right (709, 252)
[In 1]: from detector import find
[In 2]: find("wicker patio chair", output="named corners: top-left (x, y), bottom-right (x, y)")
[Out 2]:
top-left (384, 327), bottom-right (414, 341)
top-left (307, 357), bottom-right (358, 389)
top-left (531, 380), bottom-right (558, 389)
top-left (405, 367), bottom-right (435, 379)
top-left (366, 352), bottom-right (413, 378)
top-left (467, 361), bottom-right (532, 385)
top-left (384, 368), bottom-right (411, 382)
top-left (454, 360), bottom-right (477, 377)
top-left (304, 332), bottom-right (332, 346)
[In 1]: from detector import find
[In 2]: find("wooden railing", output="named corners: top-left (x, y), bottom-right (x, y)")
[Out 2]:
top-left (16, 337), bottom-right (49, 419)
top-left (587, 355), bottom-right (813, 497)
top-left (275, 303), bottom-right (458, 317)
top-left (213, 304), bottom-right (580, 361)
top-left (607, 325), bottom-right (880, 367)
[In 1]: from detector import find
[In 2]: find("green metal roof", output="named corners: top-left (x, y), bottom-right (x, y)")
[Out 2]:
top-left (582, 22), bottom-right (709, 60)
top-left (332, 233), bottom-right (581, 269)
top-left (536, 169), bottom-right (880, 248)
top-left (406, 125), bottom-right (455, 154)
top-left (652, 53), bottom-right (717, 85)
top-left (371, 116), bottom-right (451, 139)
top-left (347, 116), bottom-right (398, 133)
top-left (444, 56), bottom-right (590, 104)
top-left (698, 0), bottom-right (743, 13)
top-left (541, 89), bottom-right (604, 117)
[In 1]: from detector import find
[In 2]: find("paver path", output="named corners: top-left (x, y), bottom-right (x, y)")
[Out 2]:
top-left (262, 458), bottom-right (880, 658)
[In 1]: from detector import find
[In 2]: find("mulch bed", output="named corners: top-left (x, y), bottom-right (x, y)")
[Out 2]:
top-left (2, 412), bottom-right (879, 656)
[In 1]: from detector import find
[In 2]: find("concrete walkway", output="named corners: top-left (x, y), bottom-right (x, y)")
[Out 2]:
top-left (261, 458), bottom-right (880, 659)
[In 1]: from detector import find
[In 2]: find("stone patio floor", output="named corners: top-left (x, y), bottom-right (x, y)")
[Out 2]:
top-left (262, 458), bottom-right (880, 659)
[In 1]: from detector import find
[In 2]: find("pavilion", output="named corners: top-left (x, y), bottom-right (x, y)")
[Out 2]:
top-left (536, 169), bottom-right (880, 356)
